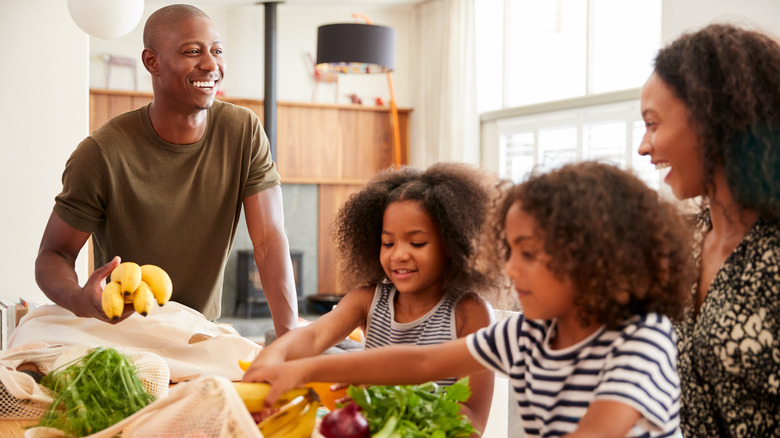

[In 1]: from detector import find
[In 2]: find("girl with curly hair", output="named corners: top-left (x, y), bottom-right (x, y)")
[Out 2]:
top-left (245, 161), bottom-right (694, 438)
top-left (639, 23), bottom-right (780, 436)
top-left (244, 162), bottom-right (503, 433)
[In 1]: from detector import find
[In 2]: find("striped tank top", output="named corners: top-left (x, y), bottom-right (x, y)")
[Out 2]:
top-left (364, 282), bottom-right (460, 386)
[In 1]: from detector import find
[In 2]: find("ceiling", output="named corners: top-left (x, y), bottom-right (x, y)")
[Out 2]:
top-left (146, 0), bottom-right (424, 7)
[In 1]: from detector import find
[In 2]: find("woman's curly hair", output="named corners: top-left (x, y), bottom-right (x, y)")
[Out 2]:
top-left (476, 162), bottom-right (694, 328)
top-left (333, 162), bottom-right (503, 299)
top-left (654, 23), bottom-right (780, 219)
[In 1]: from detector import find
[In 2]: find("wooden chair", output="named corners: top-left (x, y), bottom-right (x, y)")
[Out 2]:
top-left (103, 54), bottom-right (138, 90)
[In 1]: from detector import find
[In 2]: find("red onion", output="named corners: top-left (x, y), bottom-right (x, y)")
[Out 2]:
top-left (319, 401), bottom-right (370, 438)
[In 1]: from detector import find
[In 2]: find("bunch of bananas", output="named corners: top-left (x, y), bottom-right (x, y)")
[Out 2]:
top-left (101, 262), bottom-right (173, 319)
top-left (233, 382), bottom-right (321, 438)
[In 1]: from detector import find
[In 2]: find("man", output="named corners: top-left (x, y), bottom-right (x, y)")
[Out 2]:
top-left (34, 4), bottom-right (297, 335)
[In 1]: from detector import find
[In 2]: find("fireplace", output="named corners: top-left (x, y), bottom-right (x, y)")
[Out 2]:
top-left (234, 249), bottom-right (304, 318)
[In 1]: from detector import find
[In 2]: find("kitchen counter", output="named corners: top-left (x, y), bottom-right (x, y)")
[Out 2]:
top-left (0, 419), bottom-right (36, 438)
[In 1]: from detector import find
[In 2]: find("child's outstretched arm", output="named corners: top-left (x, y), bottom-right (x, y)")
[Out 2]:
top-left (563, 319), bottom-right (680, 437)
top-left (243, 337), bottom-right (484, 408)
top-left (453, 294), bottom-right (496, 433)
top-left (244, 287), bottom-right (373, 372)
top-left (564, 400), bottom-right (642, 438)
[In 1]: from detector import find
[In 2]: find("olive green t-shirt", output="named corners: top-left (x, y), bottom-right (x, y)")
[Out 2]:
top-left (53, 100), bottom-right (280, 320)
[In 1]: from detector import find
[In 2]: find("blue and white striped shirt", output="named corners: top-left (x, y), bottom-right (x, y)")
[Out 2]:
top-left (467, 312), bottom-right (680, 437)
top-left (365, 282), bottom-right (461, 386)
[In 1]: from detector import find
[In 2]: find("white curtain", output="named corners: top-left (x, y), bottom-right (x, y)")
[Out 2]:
top-left (410, 0), bottom-right (479, 166)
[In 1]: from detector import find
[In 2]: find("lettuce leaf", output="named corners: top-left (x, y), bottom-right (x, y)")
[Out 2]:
top-left (347, 377), bottom-right (476, 437)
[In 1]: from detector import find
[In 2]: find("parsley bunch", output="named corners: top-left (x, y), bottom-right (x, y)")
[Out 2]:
top-left (36, 347), bottom-right (155, 437)
top-left (347, 377), bottom-right (476, 438)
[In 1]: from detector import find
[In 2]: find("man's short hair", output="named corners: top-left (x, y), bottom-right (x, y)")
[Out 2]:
top-left (143, 4), bottom-right (209, 50)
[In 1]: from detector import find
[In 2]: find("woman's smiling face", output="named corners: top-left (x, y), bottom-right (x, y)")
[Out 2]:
top-left (639, 72), bottom-right (705, 200)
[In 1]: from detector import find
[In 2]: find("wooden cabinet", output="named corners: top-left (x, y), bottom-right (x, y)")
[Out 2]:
top-left (89, 89), bottom-right (411, 296)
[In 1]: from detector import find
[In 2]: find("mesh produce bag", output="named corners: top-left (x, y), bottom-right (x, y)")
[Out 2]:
top-left (48, 344), bottom-right (170, 401)
top-left (25, 375), bottom-right (262, 438)
top-left (0, 342), bottom-right (57, 419)
top-left (2, 303), bottom-right (263, 435)
top-left (0, 366), bottom-right (53, 420)
top-left (0, 343), bottom-right (169, 421)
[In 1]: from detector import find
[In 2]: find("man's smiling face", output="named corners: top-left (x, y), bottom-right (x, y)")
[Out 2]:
top-left (152, 15), bottom-right (225, 112)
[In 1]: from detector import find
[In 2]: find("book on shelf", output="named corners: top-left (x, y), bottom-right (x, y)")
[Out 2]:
top-left (0, 297), bottom-right (42, 350)
top-left (18, 297), bottom-right (40, 323)
top-left (0, 301), bottom-right (7, 350)
top-left (15, 302), bottom-right (27, 328)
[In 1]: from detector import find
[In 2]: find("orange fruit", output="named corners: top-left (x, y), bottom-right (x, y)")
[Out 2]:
top-left (348, 327), bottom-right (364, 343)
top-left (305, 381), bottom-right (348, 411)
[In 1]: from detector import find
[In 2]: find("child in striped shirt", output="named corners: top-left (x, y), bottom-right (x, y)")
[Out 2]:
top-left (247, 161), bottom-right (693, 438)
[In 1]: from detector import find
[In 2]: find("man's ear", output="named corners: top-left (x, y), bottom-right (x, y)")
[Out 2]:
top-left (142, 49), bottom-right (157, 75)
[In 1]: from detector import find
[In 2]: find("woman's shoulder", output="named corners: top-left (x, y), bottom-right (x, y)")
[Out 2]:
top-left (735, 217), bottom-right (780, 283)
top-left (751, 216), bottom-right (780, 251)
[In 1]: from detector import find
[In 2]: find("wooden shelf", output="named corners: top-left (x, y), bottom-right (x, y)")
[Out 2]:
top-left (89, 89), bottom-right (410, 184)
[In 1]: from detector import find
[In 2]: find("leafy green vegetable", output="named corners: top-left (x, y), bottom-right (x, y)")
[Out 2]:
top-left (35, 346), bottom-right (155, 437)
top-left (372, 415), bottom-right (399, 438)
top-left (347, 377), bottom-right (476, 438)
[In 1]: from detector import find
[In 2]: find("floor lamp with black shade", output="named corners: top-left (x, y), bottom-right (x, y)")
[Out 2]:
top-left (315, 15), bottom-right (402, 169)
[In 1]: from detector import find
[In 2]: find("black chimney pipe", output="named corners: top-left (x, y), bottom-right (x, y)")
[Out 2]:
top-left (262, 1), bottom-right (280, 160)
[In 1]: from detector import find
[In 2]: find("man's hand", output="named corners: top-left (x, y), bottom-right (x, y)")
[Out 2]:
top-left (36, 213), bottom-right (132, 323)
top-left (83, 256), bottom-right (135, 323)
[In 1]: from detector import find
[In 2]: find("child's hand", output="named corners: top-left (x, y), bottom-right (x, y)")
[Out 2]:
top-left (331, 382), bottom-right (366, 406)
top-left (241, 360), bottom-right (306, 407)
top-left (244, 348), bottom-right (285, 372)
top-left (332, 382), bottom-right (353, 407)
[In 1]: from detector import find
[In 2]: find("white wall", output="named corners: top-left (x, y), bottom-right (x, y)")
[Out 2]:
top-left (661, 0), bottom-right (780, 42)
top-left (0, 0), bottom-right (89, 305)
top-left (89, 3), bottom-right (414, 107)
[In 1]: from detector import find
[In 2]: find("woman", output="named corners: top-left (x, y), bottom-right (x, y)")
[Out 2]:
top-left (639, 23), bottom-right (780, 437)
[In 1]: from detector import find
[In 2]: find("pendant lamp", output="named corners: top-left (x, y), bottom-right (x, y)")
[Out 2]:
top-left (67, 0), bottom-right (145, 40)
top-left (315, 15), bottom-right (402, 169)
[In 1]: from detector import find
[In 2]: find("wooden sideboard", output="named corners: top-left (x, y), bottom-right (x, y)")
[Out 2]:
top-left (89, 89), bottom-right (411, 296)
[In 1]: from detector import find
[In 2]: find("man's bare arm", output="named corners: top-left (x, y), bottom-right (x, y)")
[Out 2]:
top-left (244, 186), bottom-right (298, 335)
top-left (35, 212), bottom-right (127, 322)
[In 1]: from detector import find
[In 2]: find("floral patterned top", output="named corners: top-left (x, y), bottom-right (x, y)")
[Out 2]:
top-left (676, 210), bottom-right (780, 437)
